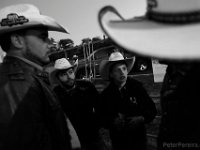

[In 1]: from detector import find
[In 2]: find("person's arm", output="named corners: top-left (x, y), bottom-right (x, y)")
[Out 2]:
top-left (135, 82), bottom-right (157, 123)
top-left (5, 82), bottom-right (52, 150)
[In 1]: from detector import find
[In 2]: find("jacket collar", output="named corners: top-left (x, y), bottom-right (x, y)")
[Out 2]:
top-left (2, 55), bottom-right (44, 80)
top-left (6, 54), bottom-right (43, 71)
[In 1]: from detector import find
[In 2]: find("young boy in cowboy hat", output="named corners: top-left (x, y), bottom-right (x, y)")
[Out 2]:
top-left (96, 51), bottom-right (157, 150)
top-left (50, 57), bottom-right (101, 150)
top-left (0, 3), bottom-right (73, 150)
top-left (98, 0), bottom-right (200, 149)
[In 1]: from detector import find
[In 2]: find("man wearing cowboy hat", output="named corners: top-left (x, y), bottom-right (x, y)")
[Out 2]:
top-left (50, 57), bottom-right (101, 150)
top-left (98, 0), bottom-right (200, 149)
top-left (0, 4), bottom-right (73, 150)
top-left (96, 51), bottom-right (157, 150)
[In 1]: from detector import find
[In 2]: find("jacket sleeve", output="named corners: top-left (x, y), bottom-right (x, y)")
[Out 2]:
top-left (5, 81), bottom-right (52, 150)
top-left (6, 78), bottom-right (71, 150)
top-left (134, 82), bottom-right (157, 123)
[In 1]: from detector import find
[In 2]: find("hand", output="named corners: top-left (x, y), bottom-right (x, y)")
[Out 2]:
top-left (113, 113), bottom-right (125, 131)
top-left (126, 116), bottom-right (144, 129)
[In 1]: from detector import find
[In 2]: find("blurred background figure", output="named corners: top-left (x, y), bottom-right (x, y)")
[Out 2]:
top-left (157, 61), bottom-right (200, 150)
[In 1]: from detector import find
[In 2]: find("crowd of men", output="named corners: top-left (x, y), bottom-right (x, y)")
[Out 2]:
top-left (1, 0), bottom-right (200, 150)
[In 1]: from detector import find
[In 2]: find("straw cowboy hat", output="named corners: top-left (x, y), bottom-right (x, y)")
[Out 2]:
top-left (0, 3), bottom-right (68, 35)
top-left (50, 58), bottom-right (78, 85)
top-left (99, 51), bottom-right (135, 80)
top-left (98, 0), bottom-right (200, 60)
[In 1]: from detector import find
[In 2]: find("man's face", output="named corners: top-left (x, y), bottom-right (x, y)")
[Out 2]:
top-left (58, 68), bottom-right (75, 87)
top-left (110, 62), bottom-right (128, 85)
top-left (22, 28), bottom-right (52, 65)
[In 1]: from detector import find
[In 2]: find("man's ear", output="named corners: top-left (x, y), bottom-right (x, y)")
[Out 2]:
top-left (73, 59), bottom-right (78, 74)
top-left (10, 34), bottom-right (25, 48)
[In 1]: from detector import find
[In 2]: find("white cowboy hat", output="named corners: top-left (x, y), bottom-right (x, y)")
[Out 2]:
top-left (50, 58), bottom-right (77, 85)
top-left (0, 3), bottom-right (68, 35)
top-left (99, 51), bottom-right (135, 80)
top-left (98, 0), bottom-right (200, 60)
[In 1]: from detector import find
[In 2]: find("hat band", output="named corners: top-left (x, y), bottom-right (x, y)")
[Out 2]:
top-left (0, 13), bottom-right (29, 27)
top-left (147, 10), bottom-right (200, 24)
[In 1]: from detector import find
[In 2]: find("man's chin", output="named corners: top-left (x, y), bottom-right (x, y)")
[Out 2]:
top-left (40, 57), bottom-right (50, 66)
top-left (64, 81), bottom-right (75, 89)
top-left (120, 77), bottom-right (127, 82)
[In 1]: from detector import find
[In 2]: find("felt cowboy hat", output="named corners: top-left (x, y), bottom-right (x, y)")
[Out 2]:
top-left (0, 3), bottom-right (68, 35)
top-left (99, 51), bottom-right (135, 80)
top-left (50, 58), bottom-right (78, 85)
top-left (98, 0), bottom-right (200, 60)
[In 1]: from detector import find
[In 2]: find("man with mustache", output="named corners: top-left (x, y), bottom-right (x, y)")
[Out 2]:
top-left (50, 57), bottom-right (100, 150)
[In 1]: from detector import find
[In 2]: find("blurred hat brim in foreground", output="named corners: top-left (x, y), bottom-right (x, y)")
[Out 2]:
top-left (98, 2), bottom-right (200, 60)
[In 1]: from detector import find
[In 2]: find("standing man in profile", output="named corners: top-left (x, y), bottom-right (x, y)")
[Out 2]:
top-left (0, 4), bottom-right (73, 150)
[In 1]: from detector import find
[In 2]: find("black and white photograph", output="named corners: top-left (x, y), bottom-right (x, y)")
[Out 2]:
top-left (1, 0), bottom-right (200, 150)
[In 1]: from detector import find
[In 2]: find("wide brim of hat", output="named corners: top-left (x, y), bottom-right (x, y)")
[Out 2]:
top-left (0, 14), bottom-right (68, 35)
top-left (99, 57), bottom-right (135, 81)
top-left (98, 6), bottom-right (200, 60)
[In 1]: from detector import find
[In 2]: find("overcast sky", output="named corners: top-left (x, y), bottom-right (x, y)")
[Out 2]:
top-left (0, 0), bottom-right (146, 45)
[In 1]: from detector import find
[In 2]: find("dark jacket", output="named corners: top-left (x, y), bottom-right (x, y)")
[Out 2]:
top-left (0, 56), bottom-right (71, 150)
top-left (53, 79), bottom-right (100, 149)
top-left (158, 63), bottom-right (200, 148)
top-left (97, 77), bottom-right (157, 150)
